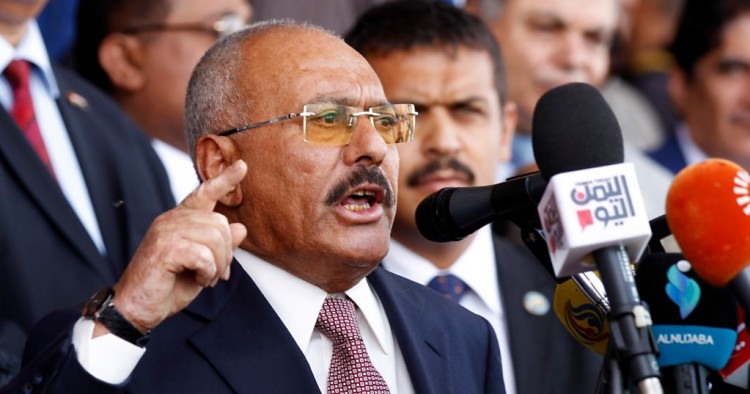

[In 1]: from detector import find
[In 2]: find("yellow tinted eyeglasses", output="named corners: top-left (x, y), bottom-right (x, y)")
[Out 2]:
top-left (217, 103), bottom-right (418, 145)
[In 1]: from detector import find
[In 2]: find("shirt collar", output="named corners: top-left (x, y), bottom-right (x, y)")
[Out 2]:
top-left (0, 21), bottom-right (60, 98)
top-left (234, 249), bottom-right (392, 355)
top-left (383, 226), bottom-right (501, 314)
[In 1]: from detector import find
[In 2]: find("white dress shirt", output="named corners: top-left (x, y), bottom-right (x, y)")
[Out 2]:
top-left (73, 249), bottom-right (415, 393)
top-left (382, 226), bottom-right (517, 394)
top-left (151, 139), bottom-right (199, 202)
top-left (0, 22), bottom-right (106, 254)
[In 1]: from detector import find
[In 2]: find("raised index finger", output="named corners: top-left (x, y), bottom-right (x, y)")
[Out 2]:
top-left (180, 160), bottom-right (247, 212)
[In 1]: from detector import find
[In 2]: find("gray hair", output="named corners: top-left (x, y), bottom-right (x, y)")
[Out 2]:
top-left (184, 19), bottom-right (334, 161)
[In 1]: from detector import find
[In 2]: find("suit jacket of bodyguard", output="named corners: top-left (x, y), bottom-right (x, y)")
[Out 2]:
top-left (8, 264), bottom-right (505, 394)
top-left (0, 66), bottom-right (175, 337)
top-left (492, 233), bottom-right (603, 394)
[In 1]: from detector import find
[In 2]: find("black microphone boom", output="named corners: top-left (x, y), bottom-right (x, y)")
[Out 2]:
top-left (415, 172), bottom-right (546, 242)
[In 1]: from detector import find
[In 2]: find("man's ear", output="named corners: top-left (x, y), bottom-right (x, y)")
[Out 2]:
top-left (464, 0), bottom-right (480, 13)
top-left (667, 68), bottom-right (688, 116)
top-left (195, 135), bottom-right (244, 206)
top-left (98, 33), bottom-right (147, 92)
top-left (498, 100), bottom-right (518, 165)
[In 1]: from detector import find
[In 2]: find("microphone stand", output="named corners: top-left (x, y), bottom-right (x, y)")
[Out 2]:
top-left (595, 245), bottom-right (662, 394)
top-left (598, 339), bottom-right (624, 394)
top-left (511, 197), bottom-right (664, 392)
top-left (518, 225), bottom-right (663, 393)
top-left (661, 364), bottom-right (710, 394)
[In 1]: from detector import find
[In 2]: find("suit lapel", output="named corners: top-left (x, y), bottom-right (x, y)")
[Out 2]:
top-left (367, 267), bottom-right (449, 394)
top-left (54, 70), bottom-right (125, 277)
top-left (494, 237), bottom-right (555, 394)
top-left (187, 262), bottom-right (320, 393)
top-left (0, 94), bottom-right (107, 281)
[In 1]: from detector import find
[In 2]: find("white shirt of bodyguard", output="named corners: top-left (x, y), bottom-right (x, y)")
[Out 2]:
top-left (151, 138), bottom-right (199, 202)
top-left (383, 226), bottom-right (517, 394)
top-left (73, 248), bottom-right (415, 393)
top-left (0, 22), bottom-right (106, 255)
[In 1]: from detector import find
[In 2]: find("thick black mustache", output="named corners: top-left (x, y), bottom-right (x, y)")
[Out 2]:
top-left (406, 157), bottom-right (475, 187)
top-left (325, 165), bottom-right (395, 206)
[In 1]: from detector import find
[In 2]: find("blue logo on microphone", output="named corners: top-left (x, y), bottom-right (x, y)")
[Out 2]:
top-left (665, 260), bottom-right (701, 319)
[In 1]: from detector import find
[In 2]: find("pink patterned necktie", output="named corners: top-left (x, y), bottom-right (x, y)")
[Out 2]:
top-left (316, 297), bottom-right (390, 394)
top-left (4, 60), bottom-right (54, 177)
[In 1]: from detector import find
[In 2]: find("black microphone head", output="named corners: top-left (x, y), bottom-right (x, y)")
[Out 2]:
top-left (532, 82), bottom-right (624, 181)
top-left (415, 188), bottom-right (459, 242)
top-left (636, 253), bottom-right (737, 370)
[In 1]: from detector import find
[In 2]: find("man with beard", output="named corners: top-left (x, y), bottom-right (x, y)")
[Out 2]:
top-left (3, 20), bottom-right (505, 393)
top-left (346, 2), bottom-right (602, 393)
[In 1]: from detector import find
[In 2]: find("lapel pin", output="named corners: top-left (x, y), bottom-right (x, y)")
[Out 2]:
top-left (66, 91), bottom-right (88, 110)
top-left (523, 291), bottom-right (550, 316)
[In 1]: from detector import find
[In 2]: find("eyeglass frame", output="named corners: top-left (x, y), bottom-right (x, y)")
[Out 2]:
top-left (119, 13), bottom-right (248, 39)
top-left (217, 103), bottom-right (418, 145)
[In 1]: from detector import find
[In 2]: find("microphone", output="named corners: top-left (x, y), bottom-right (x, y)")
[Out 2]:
top-left (533, 83), bottom-right (660, 392)
top-left (532, 82), bottom-right (651, 277)
top-left (636, 253), bottom-right (738, 393)
top-left (665, 158), bottom-right (750, 299)
top-left (554, 273), bottom-right (611, 355)
top-left (415, 172), bottom-right (546, 242)
top-left (665, 158), bottom-right (750, 390)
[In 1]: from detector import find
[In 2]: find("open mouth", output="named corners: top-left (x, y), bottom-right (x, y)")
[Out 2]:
top-left (342, 187), bottom-right (384, 212)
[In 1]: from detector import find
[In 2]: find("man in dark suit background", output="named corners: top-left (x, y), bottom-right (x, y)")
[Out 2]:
top-left (3, 20), bottom-right (505, 393)
top-left (346, 2), bottom-right (602, 392)
top-left (0, 0), bottom-right (174, 384)
top-left (648, 0), bottom-right (750, 175)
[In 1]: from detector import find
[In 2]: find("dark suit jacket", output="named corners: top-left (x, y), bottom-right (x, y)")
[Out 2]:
top-left (0, 65), bottom-right (174, 378)
top-left (4, 264), bottom-right (505, 393)
top-left (648, 132), bottom-right (687, 175)
top-left (493, 235), bottom-right (603, 393)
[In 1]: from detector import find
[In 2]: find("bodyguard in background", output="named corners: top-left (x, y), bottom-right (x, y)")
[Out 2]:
top-left (71, 0), bottom-right (253, 201)
top-left (0, 0), bottom-right (174, 383)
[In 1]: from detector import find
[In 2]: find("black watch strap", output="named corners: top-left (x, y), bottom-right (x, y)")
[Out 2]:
top-left (97, 303), bottom-right (150, 347)
top-left (83, 287), bottom-right (150, 347)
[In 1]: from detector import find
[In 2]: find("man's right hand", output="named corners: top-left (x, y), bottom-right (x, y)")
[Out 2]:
top-left (95, 160), bottom-right (248, 336)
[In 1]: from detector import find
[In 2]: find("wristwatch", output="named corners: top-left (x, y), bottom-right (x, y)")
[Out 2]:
top-left (82, 287), bottom-right (150, 347)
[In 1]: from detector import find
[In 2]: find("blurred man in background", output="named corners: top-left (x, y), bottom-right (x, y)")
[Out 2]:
top-left (650, 0), bottom-right (750, 174)
top-left (72, 0), bottom-right (253, 201)
top-left (467, 0), bottom-right (673, 219)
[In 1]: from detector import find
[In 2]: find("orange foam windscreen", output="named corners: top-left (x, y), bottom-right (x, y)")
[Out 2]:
top-left (666, 158), bottom-right (750, 286)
